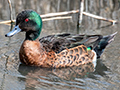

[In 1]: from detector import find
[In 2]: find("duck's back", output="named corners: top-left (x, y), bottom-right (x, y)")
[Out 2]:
top-left (39, 33), bottom-right (102, 53)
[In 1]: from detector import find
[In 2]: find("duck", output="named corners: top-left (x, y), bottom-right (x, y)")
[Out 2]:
top-left (5, 10), bottom-right (117, 68)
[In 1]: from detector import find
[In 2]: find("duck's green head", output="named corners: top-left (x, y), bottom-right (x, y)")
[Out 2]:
top-left (5, 10), bottom-right (42, 40)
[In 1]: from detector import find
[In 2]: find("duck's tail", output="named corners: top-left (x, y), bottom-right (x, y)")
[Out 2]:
top-left (94, 32), bottom-right (117, 58)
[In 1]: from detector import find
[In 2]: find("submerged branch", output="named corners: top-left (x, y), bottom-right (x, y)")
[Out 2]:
top-left (82, 12), bottom-right (118, 24)
top-left (0, 20), bottom-right (15, 24)
top-left (40, 10), bottom-right (79, 18)
top-left (0, 9), bottom-right (118, 25)
top-left (0, 16), bottom-right (72, 25)
top-left (42, 16), bottom-right (72, 21)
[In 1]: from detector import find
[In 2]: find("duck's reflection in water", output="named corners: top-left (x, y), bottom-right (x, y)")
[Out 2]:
top-left (18, 62), bottom-right (97, 89)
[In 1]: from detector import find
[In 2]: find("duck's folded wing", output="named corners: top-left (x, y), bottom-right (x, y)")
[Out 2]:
top-left (39, 33), bottom-right (102, 53)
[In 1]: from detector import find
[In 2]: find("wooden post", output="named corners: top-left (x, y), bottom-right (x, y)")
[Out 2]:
top-left (77, 0), bottom-right (84, 33)
top-left (7, 0), bottom-right (13, 23)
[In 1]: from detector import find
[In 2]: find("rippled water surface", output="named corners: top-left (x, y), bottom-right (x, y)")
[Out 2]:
top-left (0, 0), bottom-right (120, 90)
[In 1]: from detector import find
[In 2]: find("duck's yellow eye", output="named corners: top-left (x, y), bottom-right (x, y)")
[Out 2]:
top-left (25, 18), bottom-right (29, 22)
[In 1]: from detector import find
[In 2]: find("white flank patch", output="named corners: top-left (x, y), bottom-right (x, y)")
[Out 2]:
top-left (91, 50), bottom-right (97, 68)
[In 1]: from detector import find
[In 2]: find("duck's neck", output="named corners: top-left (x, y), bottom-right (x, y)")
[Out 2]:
top-left (25, 27), bottom-right (41, 41)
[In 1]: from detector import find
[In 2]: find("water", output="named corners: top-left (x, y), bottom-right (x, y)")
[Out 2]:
top-left (0, 0), bottom-right (120, 90)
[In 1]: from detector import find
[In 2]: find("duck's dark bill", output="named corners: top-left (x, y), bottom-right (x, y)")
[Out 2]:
top-left (5, 25), bottom-right (21, 37)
